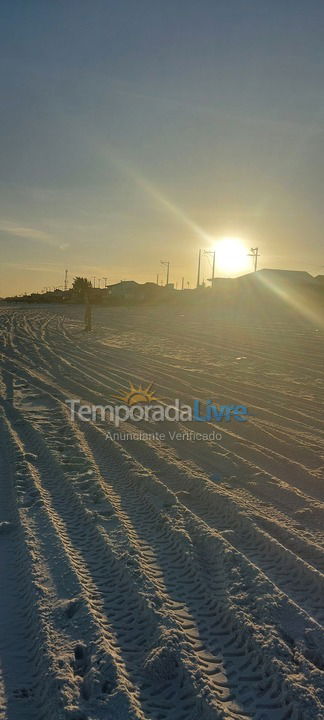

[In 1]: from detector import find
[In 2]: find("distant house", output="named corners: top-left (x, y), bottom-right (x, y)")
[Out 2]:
top-left (107, 281), bottom-right (140, 301)
top-left (208, 270), bottom-right (316, 290)
top-left (52, 288), bottom-right (65, 296)
top-left (254, 269), bottom-right (315, 284)
top-left (208, 277), bottom-right (233, 289)
top-left (106, 280), bottom-right (163, 304)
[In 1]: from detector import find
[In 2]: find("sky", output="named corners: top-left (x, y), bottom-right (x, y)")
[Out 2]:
top-left (0, 0), bottom-right (324, 295)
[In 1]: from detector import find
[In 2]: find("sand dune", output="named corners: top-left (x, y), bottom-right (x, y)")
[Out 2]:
top-left (0, 302), bottom-right (323, 719)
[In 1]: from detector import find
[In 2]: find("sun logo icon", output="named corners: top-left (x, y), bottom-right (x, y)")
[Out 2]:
top-left (113, 382), bottom-right (160, 406)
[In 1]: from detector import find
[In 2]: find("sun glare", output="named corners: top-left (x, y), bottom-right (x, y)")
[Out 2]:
top-left (214, 237), bottom-right (250, 275)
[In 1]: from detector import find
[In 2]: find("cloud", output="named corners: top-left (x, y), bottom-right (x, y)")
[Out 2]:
top-left (0, 221), bottom-right (54, 244)
top-left (1, 260), bottom-right (65, 271)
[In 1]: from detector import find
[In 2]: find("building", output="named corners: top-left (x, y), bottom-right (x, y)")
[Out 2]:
top-left (107, 281), bottom-right (140, 301)
top-left (255, 269), bottom-right (315, 284)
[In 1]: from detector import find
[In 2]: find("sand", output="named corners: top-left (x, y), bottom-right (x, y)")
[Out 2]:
top-left (0, 301), bottom-right (323, 719)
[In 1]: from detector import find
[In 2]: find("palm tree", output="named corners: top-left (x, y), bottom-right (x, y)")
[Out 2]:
top-left (72, 277), bottom-right (92, 299)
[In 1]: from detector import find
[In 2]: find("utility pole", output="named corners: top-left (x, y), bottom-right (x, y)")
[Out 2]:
top-left (181, 276), bottom-right (184, 290)
top-left (196, 248), bottom-right (201, 288)
top-left (204, 250), bottom-right (216, 286)
top-left (92, 276), bottom-right (96, 288)
top-left (160, 261), bottom-right (170, 286)
top-left (248, 247), bottom-right (260, 272)
top-left (156, 273), bottom-right (159, 286)
top-left (98, 278), bottom-right (101, 288)
top-left (64, 269), bottom-right (68, 291)
top-left (103, 277), bottom-right (108, 288)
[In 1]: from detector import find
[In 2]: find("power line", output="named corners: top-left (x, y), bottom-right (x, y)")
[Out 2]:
top-left (160, 260), bottom-right (170, 286)
top-left (196, 248), bottom-right (201, 288)
top-left (204, 250), bottom-right (216, 285)
top-left (248, 247), bottom-right (260, 272)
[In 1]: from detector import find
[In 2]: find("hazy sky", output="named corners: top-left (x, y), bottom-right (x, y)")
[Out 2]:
top-left (1, 1), bottom-right (324, 294)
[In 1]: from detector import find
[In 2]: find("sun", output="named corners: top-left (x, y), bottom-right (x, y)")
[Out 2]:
top-left (214, 237), bottom-right (250, 275)
top-left (113, 382), bottom-right (159, 406)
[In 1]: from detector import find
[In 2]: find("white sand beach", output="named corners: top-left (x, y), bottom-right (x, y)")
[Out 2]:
top-left (0, 302), bottom-right (323, 719)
